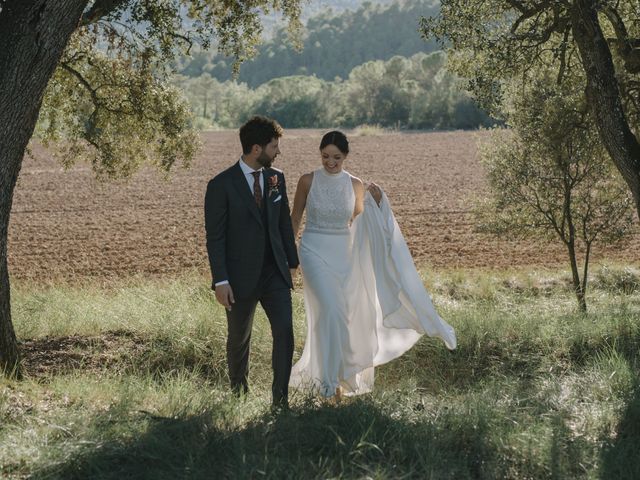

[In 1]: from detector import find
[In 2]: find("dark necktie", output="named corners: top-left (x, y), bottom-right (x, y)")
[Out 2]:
top-left (251, 171), bottom-right (262, 209)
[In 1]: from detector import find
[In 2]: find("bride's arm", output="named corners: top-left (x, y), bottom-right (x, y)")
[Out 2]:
top-left (351, 176), bottom-right (365, 218)
top-left (291, 173), bottom-right (312, 237)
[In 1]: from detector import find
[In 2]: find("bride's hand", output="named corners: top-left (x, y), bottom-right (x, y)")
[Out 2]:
top-left (367, 182), bottom-right (382, 206)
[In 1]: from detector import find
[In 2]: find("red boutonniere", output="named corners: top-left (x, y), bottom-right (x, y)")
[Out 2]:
top-left (268, 174), bottom-right (280, 196)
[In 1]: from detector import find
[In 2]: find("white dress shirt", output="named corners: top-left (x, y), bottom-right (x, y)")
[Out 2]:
top-left (215, 158), bottom-right (264, 288)
top-left (239, 157), bottom-right (264, 194)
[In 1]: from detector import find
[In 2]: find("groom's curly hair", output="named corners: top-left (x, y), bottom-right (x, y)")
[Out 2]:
top-left (239, 116), bottom-right (284, 154)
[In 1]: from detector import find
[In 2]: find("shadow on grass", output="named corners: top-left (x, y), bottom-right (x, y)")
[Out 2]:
top-left (20, 330), bottom-right (228, 384)
top-left (600, 382), bottom-right (640, 480)
top-left (385, 334), bottom-right (560, 393)
top-left (30, 399), bottom-right (501, 479)
top-left (568, 320), bottom-right (640, 367)
top-left (549, 413), bottom-right (600, 479)
top-left (386, 315), bottom-right (640, 392)
top-left (20, 330), bottom-right (146, 377)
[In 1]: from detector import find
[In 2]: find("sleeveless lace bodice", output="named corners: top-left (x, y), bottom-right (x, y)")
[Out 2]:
top-left (305, 168), bottom-right (355, 235)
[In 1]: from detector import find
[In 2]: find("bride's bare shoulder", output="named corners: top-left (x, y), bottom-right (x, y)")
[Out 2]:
top-left (297, 172), bottom-right (314, 191)
top-left (349, 174), bottom-right (364, 191)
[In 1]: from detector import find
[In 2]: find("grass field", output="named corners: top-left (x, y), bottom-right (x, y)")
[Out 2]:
top-left (2, 266), bottom-right (640, 479)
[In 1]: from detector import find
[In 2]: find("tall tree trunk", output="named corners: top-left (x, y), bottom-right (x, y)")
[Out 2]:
top-left (567, 239), bottom-right (587, 313)
top-left (571, 0), bottom-right (640, 220)
top-left (0, 0), bottom-right (88, 376)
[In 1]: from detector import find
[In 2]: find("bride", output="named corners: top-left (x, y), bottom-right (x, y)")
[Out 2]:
top-left (289, 130), bottom-right (456, 399)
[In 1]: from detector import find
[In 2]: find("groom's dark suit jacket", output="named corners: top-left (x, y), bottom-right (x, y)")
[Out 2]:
top-left (204, 162), bottom-right (299, 299)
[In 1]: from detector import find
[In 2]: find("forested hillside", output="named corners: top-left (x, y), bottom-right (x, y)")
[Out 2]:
top-left (174, 51), bottom-right (492, 130)
top-left (176, 0), bottom-right (441, 87)
top-left (172, 0), bottom-right (489, 130)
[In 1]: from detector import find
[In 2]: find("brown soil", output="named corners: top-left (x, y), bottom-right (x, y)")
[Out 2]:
top-left (9, 129), bottom-right (639, 281)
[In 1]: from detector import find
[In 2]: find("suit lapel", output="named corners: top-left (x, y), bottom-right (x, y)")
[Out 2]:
top-left (231, 162), bottom-right (263, 226)
top-left (264, 169), bottom-right (279, 227)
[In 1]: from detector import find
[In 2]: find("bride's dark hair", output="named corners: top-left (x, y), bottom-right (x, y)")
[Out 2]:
top-left (319, 130), bottom-right (349, 155)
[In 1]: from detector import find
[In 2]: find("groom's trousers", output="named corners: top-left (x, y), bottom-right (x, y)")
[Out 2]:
top-left (225, 261), bottom-right (293, 406)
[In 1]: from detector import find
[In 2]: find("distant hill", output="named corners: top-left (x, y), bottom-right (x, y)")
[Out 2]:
top-left (176, 0), bottom-right (441, 87)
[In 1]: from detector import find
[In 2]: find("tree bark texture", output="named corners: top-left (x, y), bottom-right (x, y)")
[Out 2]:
top-left (571, 0), bottom-right (640, 219)
top-left (0, 0), bottom-right (88, 376)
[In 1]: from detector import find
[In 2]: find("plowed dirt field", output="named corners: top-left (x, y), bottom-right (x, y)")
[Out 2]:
top-left (9, 129), bottom-right (639, 280)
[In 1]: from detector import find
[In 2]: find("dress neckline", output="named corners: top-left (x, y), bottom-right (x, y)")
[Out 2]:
top-left (318, 167), bottom-right (345, 178)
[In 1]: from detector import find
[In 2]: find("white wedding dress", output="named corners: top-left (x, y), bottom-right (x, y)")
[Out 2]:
top-left (289, 168), bottom-right (456, 397)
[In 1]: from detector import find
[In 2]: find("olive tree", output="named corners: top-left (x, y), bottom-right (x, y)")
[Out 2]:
top-left (423, 0), bottom-right (640, 220)
top-left (477, 73), bottom-right (634, 311)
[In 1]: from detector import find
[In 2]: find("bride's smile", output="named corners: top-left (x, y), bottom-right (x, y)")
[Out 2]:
top-left (321, 143), bottom-right (346, 174)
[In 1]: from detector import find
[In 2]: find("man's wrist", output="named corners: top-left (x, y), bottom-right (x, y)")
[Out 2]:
top-left (215, 280), bottom-right (230, 286)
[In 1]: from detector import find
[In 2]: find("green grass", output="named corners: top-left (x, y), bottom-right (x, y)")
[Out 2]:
top-left (2, 266), bottom-right (640, 479)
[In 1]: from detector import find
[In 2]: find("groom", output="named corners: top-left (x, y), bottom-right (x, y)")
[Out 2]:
top-left (204, 116), bottom-right (299, 410)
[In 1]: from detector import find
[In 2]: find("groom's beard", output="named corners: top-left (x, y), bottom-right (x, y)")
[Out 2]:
top-left (256, 151), bottom-right (275, 169)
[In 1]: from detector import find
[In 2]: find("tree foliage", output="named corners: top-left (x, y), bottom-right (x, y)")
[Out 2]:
top-left (176, 52), bottom-right (493, 129)
top-left (38, 35), bottom-right (197, 177)
top-left (175, 0), bottom-right (441, 87)
top-left (422, 0), bottom-right (639, 121)
top-left (422, 0), bottom-right (640, 218)
top-left (36, 0), bottom-right (303, 178)
top-left (477, 71), bottom-right (634, 311)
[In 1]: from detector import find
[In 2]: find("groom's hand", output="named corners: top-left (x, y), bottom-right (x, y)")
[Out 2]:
top-left (215, 284), bottom-right (235, 310)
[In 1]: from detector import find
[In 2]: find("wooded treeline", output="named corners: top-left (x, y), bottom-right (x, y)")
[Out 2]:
top-left (175, 51), bottom-right (492, 129)
top-left (175, 0), bottom-right (441, 87)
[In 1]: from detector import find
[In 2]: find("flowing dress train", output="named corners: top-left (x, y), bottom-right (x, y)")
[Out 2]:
top-left (289, 168), bottom-right (456, 397)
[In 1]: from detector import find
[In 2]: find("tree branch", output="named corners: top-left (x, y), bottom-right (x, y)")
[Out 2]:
top-left (80, 0), bottom-right (129, 26)
top-left (601, 5), bottom-right (640, 74)
top-left (507, 0), bottom-right (564, 35)
top-left (509, 3), bottom-right (569, 49)
top-left (556, 25), bottom-right (571, 84)
top-left (59, 61), bottom-right (103, 142)
top-left (60, 61), bottom-right (98, 104)
top-left (168, 31), bottom-right (194, 54)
